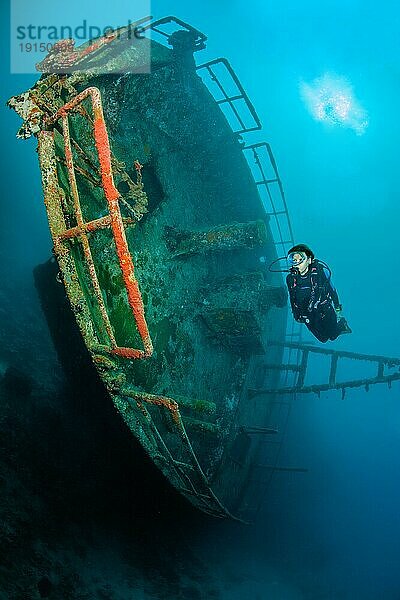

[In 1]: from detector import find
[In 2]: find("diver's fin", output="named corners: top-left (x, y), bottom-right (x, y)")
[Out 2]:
top-left (338, 317), bottom-right (352, 335)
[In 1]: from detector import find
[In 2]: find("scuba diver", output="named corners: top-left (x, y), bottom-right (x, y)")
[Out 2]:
top-left (285, 244), bottom-right (352, 343)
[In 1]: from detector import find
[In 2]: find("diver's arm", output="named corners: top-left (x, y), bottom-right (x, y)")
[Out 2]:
top-left (286, 274), bottom-right (301, 320)
top-left (323, 267), bottom-right (341, 310)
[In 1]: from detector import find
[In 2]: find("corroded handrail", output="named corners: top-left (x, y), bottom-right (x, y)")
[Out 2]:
top-left (46, 87), bottom-right (153, 359)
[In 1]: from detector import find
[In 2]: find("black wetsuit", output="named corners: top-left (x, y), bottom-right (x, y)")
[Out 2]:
top-left (286, 260), bottom-right (346, 343)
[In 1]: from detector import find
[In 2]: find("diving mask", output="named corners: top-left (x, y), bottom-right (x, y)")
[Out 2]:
top-left (287, 251), bottom-right (308, 268)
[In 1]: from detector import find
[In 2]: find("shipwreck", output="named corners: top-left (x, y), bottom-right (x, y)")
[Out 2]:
top-left (9, 16), bottom-right (400, 521)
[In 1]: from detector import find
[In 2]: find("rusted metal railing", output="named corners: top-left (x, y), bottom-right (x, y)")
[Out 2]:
top-left (45, 87), bottom-right (153, 359)
top-left (197, 58), bottom-right (261, 134)
top-left (249, 342), bottom-right (400, 398)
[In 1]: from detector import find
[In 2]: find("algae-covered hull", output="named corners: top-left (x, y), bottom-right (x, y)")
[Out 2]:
top-left (9, 17), bottom-right (293, 520)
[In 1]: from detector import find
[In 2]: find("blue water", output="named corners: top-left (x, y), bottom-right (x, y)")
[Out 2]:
top-left (2, 1), bottom-right (400, 598)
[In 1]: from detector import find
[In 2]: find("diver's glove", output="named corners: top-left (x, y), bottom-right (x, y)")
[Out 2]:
top-left (296, 315), bottom-right (310, 324)
top-left (335, 304), bottom-right (343, 320)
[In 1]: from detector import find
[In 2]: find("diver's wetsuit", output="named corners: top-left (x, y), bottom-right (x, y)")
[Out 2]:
top-left (286, 260), bottom-right (347, 343)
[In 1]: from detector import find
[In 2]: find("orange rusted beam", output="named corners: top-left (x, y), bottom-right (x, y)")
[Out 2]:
top-left (59, 215), bottom-right (111, 240)
top-left (111, 346), bottom-right (148, 359)
top-left (59, 215), bottom-right (136, 240)
top-left (121, 387), bottom-right (182, 427)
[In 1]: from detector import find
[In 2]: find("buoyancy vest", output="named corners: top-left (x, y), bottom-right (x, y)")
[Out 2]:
top-left (287, 260), bottom-right (332, 314)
